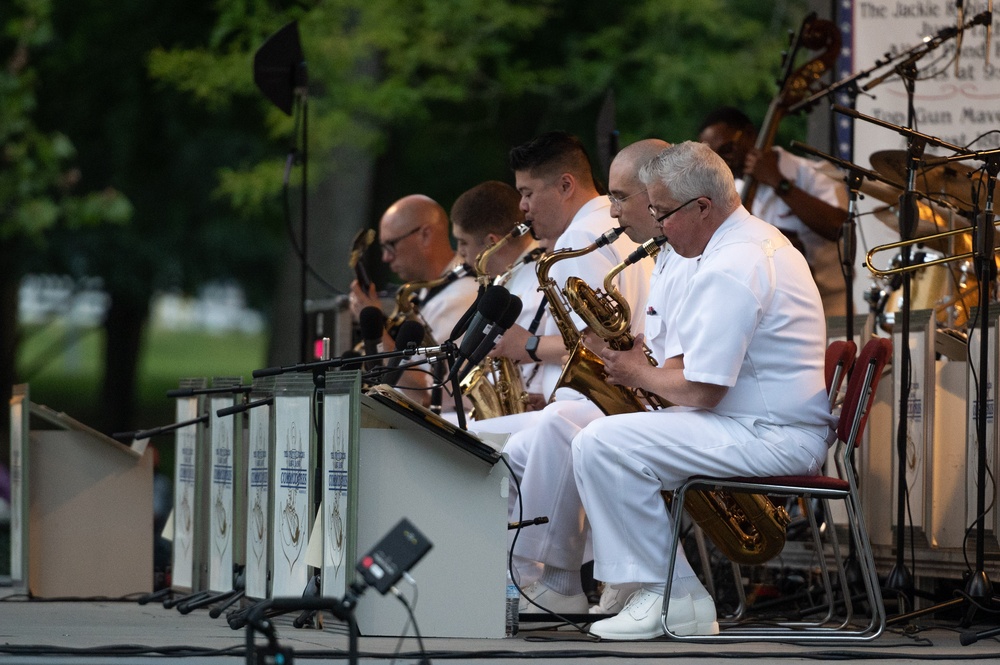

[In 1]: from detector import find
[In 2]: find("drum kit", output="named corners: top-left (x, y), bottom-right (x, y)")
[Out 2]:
top-left (863, 149), bottom-right (999, 333)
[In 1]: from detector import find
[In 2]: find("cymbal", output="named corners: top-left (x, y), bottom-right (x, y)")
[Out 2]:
top-left (869, 150), bottom-right (990, 211)
top-left (871, 197), bottom-right (970, 237)
top-left (859, 177), bottom-right (904, 205)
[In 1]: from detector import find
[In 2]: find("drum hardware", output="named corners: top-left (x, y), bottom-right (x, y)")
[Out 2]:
top-left (869, 149), bottom-right (999, 214)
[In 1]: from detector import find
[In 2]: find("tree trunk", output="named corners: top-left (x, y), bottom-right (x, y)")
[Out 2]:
top-left (98, 294), bottom-right (149, 434)
top-left (0, 243), bottom-right (21, 463)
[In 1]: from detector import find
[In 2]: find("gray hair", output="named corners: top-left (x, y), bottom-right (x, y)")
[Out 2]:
top-left (639, 141), bottom-right (741, 213)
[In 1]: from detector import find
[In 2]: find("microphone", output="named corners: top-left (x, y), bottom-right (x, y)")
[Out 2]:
top-left (454, 285), bottom-right (511, 367)
top-left (448, 284), bottom-right (486, 342)
top-left (457, 294), bottom-right (523, 382)
top-left (383, 320), bottom-right (426, 386)
top-left (359, 306), bottom-right (385, 371)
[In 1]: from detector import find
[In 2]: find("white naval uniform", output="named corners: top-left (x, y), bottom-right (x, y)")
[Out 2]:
top-left (416, 254), bottom-right (479, 346)
top-left (470, 195), bottom-right (653, 575)
top-left (410, 255), bottom-right (478, 412)
top-left (573, 206), bottom-right (835, 585)
top-left (494, 245), bottom-right (547, 391)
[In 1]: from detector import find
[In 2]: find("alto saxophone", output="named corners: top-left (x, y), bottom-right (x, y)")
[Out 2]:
top-left (567, 235), bottom-right (790, 565)
top-left (460, 223), bottom-right (533, 420)
top-left (386, 262), bottom-right (473, 345)
top-left (565, 235), bottom-right (672, 410)
top-left (535, 227), bottom-right (650, 415)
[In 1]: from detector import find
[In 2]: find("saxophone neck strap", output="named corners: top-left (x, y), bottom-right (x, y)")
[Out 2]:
top-left (528, 295), bottom-right (548, 335)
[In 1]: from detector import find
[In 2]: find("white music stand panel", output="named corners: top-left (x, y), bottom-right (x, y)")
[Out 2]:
top-left (353, 395), bottom-right (508, 638)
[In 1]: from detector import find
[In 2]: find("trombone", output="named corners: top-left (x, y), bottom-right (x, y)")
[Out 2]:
top-left (865, 221), bottom-right (1000, 277)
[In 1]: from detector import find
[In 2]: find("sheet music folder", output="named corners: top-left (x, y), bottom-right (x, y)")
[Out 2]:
top-left (362, 385), bottom-right (502, 465)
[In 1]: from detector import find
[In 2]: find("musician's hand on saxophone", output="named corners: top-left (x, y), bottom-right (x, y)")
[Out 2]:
top-left (597, 332), bottom-right (656, 389)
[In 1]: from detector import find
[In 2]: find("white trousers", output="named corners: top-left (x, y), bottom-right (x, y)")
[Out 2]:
top-left (472, 399), bottom-right (604, 571)
top-left (573, 407), bottom-right (830, 585)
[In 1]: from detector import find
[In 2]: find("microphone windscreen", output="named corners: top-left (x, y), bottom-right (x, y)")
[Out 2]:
top-left (448, 284), bottom-right (485, 341)
top-left (394, 320), bottom-right (425, 349)
top-left (497, 295), bottom-right (523, 329)
top-left (478, 284), bottom-right (511, 321)
top-left (359, 306), bottom-right (384, 340)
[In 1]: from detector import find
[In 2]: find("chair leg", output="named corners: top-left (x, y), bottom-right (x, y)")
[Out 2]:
top-left (692, 523), bottom-right (717, 599)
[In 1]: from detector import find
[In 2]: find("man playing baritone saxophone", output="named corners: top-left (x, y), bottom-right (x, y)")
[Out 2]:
top-left (349, 194), bottom-right (479, 407)
top-left (573, 141), bottom-right (835, 640)
top-left (469, 137), bottom-right (659, 614)
top-left (450, 181), bottom-right (549, 404)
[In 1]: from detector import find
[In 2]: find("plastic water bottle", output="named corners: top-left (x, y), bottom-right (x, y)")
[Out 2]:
top-left (505, 569), bottom-right (519, 637)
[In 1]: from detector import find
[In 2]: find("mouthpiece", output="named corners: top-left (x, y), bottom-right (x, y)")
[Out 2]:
top-left (623, 235), bottom-right (669, 266)
top-left (449, 263), bottom-right (474, 280)
top-left (596, 227), bottom-right (625, 248)
top-left (511, 222), bottom-right (532, 239)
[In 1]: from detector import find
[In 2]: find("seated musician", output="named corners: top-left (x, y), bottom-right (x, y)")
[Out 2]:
top-left (698, 107), bottom-right (849, 317)
top-left (349, 194), bottom-right (478, 408)
top-left (469, 134), bottom-right (653, 613)
top-left (572, 141), bottom-right (835, 640)
top-left (450, 180), bottom-right (547, 407)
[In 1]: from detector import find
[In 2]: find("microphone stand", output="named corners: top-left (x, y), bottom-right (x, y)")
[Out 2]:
top-left (450, 365), bottom-right (467, 431)
top-left (360, 343), bottom-right (467, 429)
top-left (245, 581), bottom-right (366, 665)
top-left (787, 11), bottom-right (992, 115)
top-left (178, 565), bottom-right (245, 615)
top-left (833, 47), bottom-right (939, 615)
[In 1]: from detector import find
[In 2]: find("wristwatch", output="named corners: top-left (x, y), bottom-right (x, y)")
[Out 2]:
top-left (525, 335), bottom-right (541, 362)
top-left (776, 178), bottom-right (793, 196)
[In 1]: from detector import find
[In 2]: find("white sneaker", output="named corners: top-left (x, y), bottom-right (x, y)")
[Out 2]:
top-left (691, 595), bottom-right (720, 635)
top-left (589, 582), bottom-right (642, 614)
top-left (589, 589), bottom-right (697, 640)
top-left (518, 581), bottom-right (589, 615)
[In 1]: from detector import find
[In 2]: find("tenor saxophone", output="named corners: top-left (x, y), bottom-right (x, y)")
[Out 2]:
top-left (535, 227), bottom-right (650, 415)
top-left (566, 235), bottom-right (790, 565)
top-left (460, 223), bottom-right (532, 420)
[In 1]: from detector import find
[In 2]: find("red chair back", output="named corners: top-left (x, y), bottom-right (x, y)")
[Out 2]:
top-left (825, 340), bottom-right (857, 404)
top-left (837, 337), bottom-right (892, 451)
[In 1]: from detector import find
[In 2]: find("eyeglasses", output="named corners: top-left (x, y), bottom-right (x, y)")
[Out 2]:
top-left (379, 226), bottom-right (424, 255)
top-left (648, 197), bottom-right (706, 223)
top-left (608, 189), bottom-right (647, 209)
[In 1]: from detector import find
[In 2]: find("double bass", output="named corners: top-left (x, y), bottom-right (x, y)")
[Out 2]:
top-left (741, 13), bottom-right (840, 209)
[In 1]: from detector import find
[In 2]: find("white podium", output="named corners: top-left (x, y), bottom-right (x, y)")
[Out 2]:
top-left (9, 384), bottom-right (153, 598)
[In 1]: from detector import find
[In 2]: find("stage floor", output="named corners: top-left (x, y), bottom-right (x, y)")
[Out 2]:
top-left (1, 593), bottom-right (998, 665)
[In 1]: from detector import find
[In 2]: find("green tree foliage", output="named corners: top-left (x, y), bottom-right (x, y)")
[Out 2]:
top-left (149, 0), bottom-right (812, 215)
top-left (19, 0), bottom-right (285, 431)
top-left (1, 0), bottom-right (132, 242)
top-left (1, 0), bottom-right (132, 451)
top-left (147, 0), bottom-right (559, 214)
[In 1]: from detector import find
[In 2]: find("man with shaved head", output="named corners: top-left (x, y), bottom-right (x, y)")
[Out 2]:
top-left (350, 194), bottom-right (478, 407)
